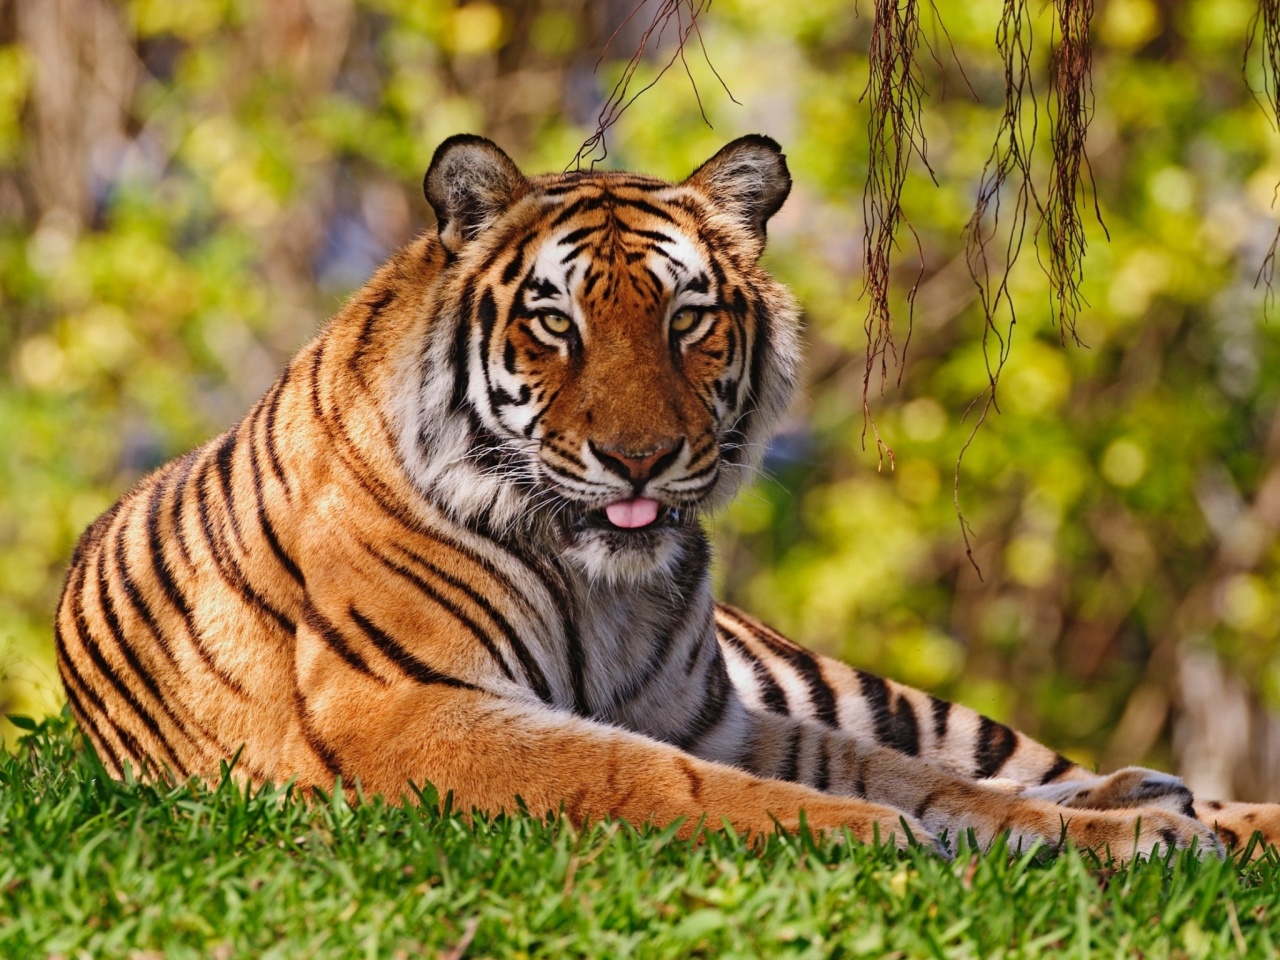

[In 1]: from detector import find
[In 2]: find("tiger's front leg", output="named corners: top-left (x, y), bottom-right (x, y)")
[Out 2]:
top-left (716, 606), bottom-right (1225, 857)
top-left (728, 707), bottom-right (1219, 858)
top-left (287, 614), bottom-right (937, 850)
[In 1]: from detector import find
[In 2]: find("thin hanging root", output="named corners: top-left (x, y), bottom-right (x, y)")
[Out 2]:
top-left (956, 0), bottom-right (1037, 577)
top-left (1041, 0), bottom-right (1102, 345)
top-left (1246, 0), bottom-right (1280, 313)
top-left (861, 0), bottom-right (935, 468)
top-left (953, 0), bottom-right (1101, 577)
top-left (570, 0), bottom-right (736, 170)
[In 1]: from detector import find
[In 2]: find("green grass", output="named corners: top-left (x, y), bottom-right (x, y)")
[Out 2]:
top-left (2, 714), bottom-right (1279, 959)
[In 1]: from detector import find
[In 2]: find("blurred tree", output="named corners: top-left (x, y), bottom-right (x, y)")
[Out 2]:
top-left (3, 0), bottom-right (1280, 801)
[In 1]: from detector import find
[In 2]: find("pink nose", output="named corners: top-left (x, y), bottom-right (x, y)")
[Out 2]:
top-left (590, 439), bottom-right (683, 485)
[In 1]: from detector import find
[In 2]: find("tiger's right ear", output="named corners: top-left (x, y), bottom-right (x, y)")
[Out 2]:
top-left (683, 135), bottom-right (790, 253)
top-left (424, 135), bottom-right (528, 254)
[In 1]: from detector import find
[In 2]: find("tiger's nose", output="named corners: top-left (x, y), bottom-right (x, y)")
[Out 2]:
top-left (590, 438), bottom-right (684, 486)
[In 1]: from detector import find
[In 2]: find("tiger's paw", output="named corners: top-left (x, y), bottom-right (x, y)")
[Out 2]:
top-left (861, 811), bottom-right (944, 856)
top-left (1195, 800), bottom-right (1280, 860)
top-left (1017, 767), bottom-right (1195, 819)
top-left (1037, 804), bottom-right (1224, 861)
top-left (830, 805), bottom-right (943, 856)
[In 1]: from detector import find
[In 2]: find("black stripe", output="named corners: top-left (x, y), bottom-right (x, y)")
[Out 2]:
top-left (475, 290), bottom-right (501, 414)
top-left (559, 224), bottom-right (600, 246)
top-left (856, 672), bottom-right (921, 757)
top-left (675, 455), bottom-right (719, 485)
top-left (428, 521), bottom-right (560, 634)
top-left (108, 513), bottom-right (224, 755)
top-left (564, 618), bottom-right (590, 716)
top-left (776, 727), bottom-right (803, 783)
top-left (348, 606), bottom-right (479, 690)
top-left (67, 560), bottom-right (187, 774)
top-left (813, 732), bottom-right (831, 793)
top-left (929, 695), bottom-right (950, 740)
top-left (167, 448), bottom-right (200, 568)
top-left (559, 242), bottom-right (591, 264)
top-left (193, 456), bottom-right (296, 635)
top-left (1040, 753), bottom-right (1075, 785)
top-left (974, 716), bottom-right (1019, 779)
top-left (113, 500), bottom-right (178, 668)
top-left (914, 790), bottom-right (939, 821)
top-left (719, 298), bottom-right (760, 469)
top-left (148, 458), bottom-right (249, 698)
top-left (627, 227), bottom-right (675, 245)
top-left (641, 264), bottom-right (664, 296)
top-left (57, 641), bottom-right (125, 774)
top-left (293, 689), bottom-right (342, 779)
top-left (490, 383), bottom-right (531, 408)
top-left (541, 459), bottom-right (608, 489)
top-left (350, 287), bottom-right (396, 373)
top-left (364, 543), bottom-right (515, 682)
top-left (454, 507), bottom-right (584, 711)
top-left (97, 535), bottom-right (207, 767)
top-left (213, 430), bottom-right (248, 552)
top-left (718, 628), bottom-right (788, 715)
top-left (543, 436), bottom-right (585, 468)
top-left (614, 196), bottom-right (678, 225)
top-left (303, 604), bottom-right (382, 680)
top-left (549, 194), bottom-right (606, 229)
top-left (720, 607), bottom-right (838, 727)
top-left (672, 655), bottom-right (732, 752)
top-left (247, 399), bottom-right (305, 586)
top-left (500, 241), bottom-right (528, 284)
top-left (262, 368), bottom-right (292, 496)
top-left (147, 462), bottom-right (202, 640)
top-left (67, 499), bottom-right (122, 571)
top-left (308, 341), bottom-right (327, 421)
top-left (393, 543), bottom-right (551, 702)
top-left (340, 446), bottom-right (556, 648)
top-left (521, 386), bottom-right (559, 438)
top-left (449, 282), bottom-right (476, 412)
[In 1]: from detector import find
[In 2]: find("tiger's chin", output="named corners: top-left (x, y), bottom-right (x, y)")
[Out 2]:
top-left (551, 498), bottom-right (702, 584)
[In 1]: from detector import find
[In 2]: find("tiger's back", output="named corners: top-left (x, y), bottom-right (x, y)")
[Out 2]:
top-left (57, 135), bottom-right (1279, 858)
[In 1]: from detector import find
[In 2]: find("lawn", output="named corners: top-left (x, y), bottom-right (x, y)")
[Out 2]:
top-left (1, 713), bottom-right (1277, 959)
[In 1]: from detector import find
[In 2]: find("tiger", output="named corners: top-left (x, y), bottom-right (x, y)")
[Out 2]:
top-left (56, 133), bottom-right (1280, 859)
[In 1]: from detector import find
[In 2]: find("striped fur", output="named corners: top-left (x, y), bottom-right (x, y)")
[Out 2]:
top-left (56, 136), bottom-right (1271, 858)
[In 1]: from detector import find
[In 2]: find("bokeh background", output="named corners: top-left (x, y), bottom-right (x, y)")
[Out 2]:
top-left (4, 0), bottom-right (1280, 801)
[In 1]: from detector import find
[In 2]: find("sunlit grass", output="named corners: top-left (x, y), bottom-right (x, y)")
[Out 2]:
top-left (1, 712), bottom-right (1278, 958)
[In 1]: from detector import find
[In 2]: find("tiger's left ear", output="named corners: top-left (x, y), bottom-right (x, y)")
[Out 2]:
top-left (424, 134), bottom-right (529, 254)
top-left (683, 135), bottom-right (791, 254)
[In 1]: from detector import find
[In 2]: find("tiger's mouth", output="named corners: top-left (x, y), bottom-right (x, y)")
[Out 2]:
top-left (564, 498), bottom-right (692, 533)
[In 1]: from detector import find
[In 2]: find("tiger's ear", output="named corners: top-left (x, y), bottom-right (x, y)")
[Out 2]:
top-left (424, 135), bottom-right (528, 253)
top-left (683, 135), bottom-right (791, 251)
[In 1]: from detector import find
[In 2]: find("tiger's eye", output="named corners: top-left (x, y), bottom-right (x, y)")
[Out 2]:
top-left (671, 308), bottom-right (699, 334)
top-left (539, 312), bottom-right (572, 336)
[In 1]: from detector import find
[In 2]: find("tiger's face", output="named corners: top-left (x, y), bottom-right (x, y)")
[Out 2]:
top-left (413, 136), bottom-right (799, 580)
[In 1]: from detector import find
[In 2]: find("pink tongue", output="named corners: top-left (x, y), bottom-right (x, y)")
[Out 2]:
top-left (604, 497), bottom-right (660, 529)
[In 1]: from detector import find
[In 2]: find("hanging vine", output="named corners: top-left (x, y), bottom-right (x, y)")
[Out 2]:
top-left (956, 0), bottom-right (1039, 576)
top-left (859, 0), bottom-right (938, 468)
top-left (1041, 0), bottom-right (1102, 345)
top-left (570, 0), bottom-right (734, 170)
top-left (1247, 0), bottom-right (1280, 311)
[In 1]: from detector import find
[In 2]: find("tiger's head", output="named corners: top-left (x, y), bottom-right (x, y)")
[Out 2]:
top-left (404, 135), bottom-right (800, 581)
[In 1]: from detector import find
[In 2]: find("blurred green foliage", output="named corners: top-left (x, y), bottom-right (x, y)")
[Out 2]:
top-left (4, 0), bottom-right (1280, 797)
